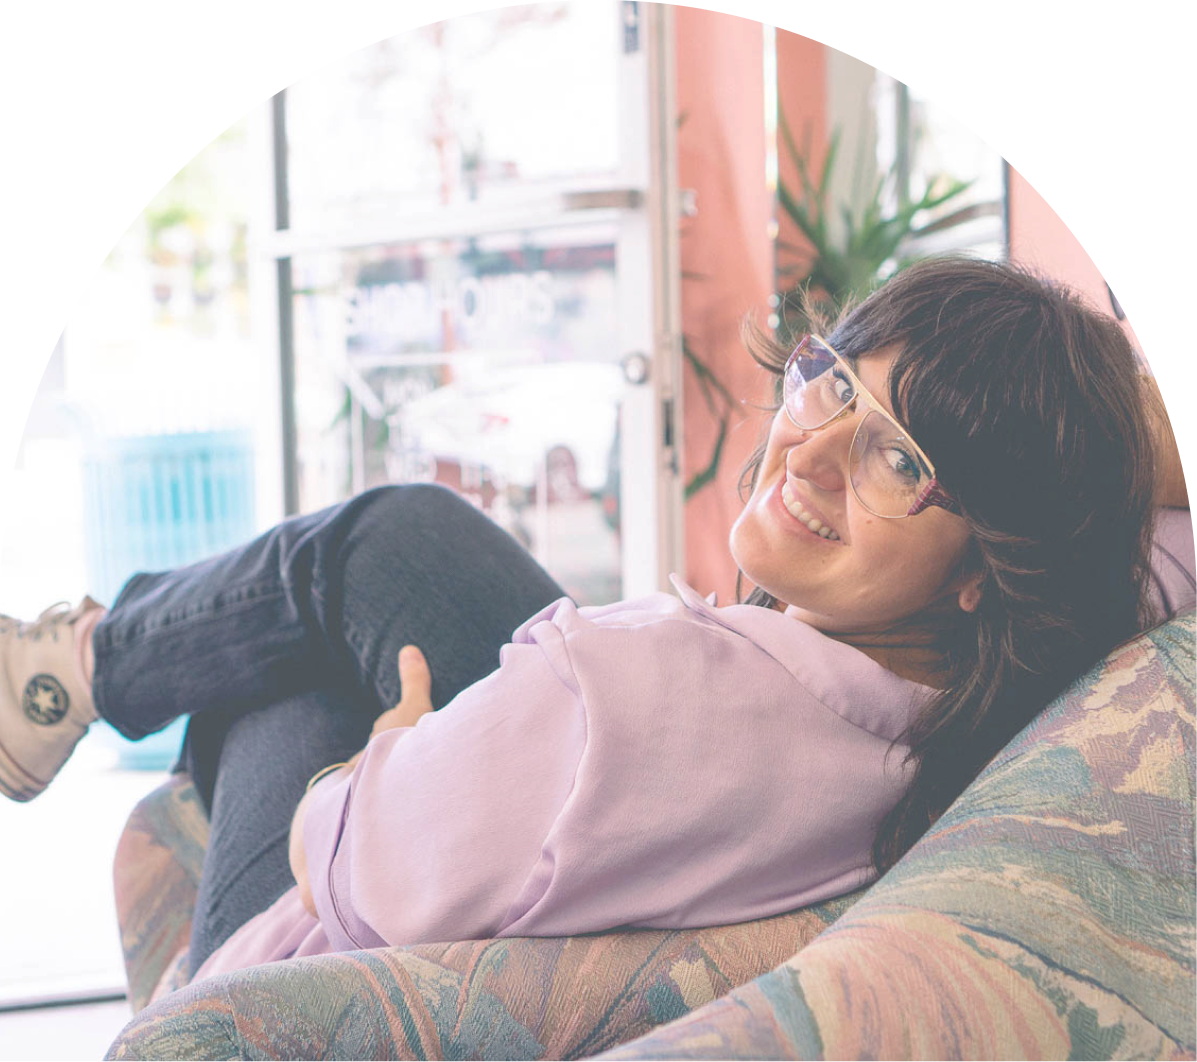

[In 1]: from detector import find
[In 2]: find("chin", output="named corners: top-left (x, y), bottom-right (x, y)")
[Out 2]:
top-left (729, 518), bottom-right (787, 604)
top-left (728, 552), bottom-right (797, 611)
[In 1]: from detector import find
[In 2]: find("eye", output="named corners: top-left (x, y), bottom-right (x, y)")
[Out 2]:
top-left (882, 445), bottom-right (922, 482)
top-left (830, 368), bottom-right (855, 404)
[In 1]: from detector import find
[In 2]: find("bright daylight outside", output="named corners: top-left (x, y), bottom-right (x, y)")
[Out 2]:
top-left (0, 117), bottom-right (257, 1003)
top-left (0, 2), bottom-right (632, 1033)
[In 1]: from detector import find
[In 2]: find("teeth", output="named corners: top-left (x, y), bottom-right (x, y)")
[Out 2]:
top-left (781, 483), bottom-right (841, 540)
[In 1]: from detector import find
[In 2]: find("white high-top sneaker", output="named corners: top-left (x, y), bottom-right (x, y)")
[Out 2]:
top-left (0, 597), bottom-right (102, 801)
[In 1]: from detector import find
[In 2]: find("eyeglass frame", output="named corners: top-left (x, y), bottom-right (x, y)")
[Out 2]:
top-left (782, 334), bottom-right (961, 519)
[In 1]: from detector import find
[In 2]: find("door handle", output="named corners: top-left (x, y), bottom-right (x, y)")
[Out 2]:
top-left (560, 189), bottom-right (645, 210)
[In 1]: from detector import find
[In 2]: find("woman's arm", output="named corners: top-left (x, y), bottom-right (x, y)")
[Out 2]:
top-left (289, 645), bottom-right (435, 916)
top-left (289, 759), bottom-right (355, 917)
top-left (292, 619), bottom-right (586, 950)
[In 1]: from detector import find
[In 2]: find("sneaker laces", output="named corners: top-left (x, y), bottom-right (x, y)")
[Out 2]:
top-left (0, 598), bottom-right (99, 641)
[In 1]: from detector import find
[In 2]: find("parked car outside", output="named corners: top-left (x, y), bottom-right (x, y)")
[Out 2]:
top-left (391, 360), bottom-right (624, 507)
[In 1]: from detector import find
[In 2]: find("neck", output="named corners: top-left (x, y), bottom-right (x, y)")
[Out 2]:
top-left (775, 599), bottom-right (959, 689)
top-left (839, 633), bottom-right (951, 688)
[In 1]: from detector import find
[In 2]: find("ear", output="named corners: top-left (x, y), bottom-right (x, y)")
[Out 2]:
top-left (956, 571), bottom-right (984, 613)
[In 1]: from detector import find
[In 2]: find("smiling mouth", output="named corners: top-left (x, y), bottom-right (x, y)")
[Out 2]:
top-left (780, 482), bottom-right (842, 541)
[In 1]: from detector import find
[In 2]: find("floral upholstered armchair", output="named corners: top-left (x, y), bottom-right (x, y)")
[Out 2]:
top-left (106, 610), bottom-right (1195, 1061)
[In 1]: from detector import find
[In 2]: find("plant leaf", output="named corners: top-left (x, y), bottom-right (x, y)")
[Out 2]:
top-left (684, 415), bottom-right (730, 500)
top-left (909, 199), bottom-right (999, 238)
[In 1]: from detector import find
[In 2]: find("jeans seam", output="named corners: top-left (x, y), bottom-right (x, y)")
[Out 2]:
top-left (201, 826), bottom-right (293, 916)
top-left (342, 612), bottom-right (383, 705)
top-left (97, 584), bottom-right (288, 649)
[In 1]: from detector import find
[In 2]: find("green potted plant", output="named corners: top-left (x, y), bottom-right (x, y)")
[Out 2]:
top-left (773, 112), bottom-right (984, 341)
top-left (684, 116), bottom-right (987, 495)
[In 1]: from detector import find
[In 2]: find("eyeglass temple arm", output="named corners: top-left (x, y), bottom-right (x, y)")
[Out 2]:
top-left (907, 479), bottom-right (962, 518)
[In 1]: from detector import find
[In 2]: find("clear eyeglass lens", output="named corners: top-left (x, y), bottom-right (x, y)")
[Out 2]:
top-left (783, 341), bottom-right (854, 428)
top-left (849, 409), bottom-right (929, 517)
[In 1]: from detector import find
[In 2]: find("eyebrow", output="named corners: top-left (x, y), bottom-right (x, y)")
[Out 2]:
top-left (847, 352), bottom-right (901, 422)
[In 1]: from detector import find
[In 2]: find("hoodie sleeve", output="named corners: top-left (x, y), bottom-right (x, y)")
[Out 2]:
top-left (301, 613), bottom-right (588, 950)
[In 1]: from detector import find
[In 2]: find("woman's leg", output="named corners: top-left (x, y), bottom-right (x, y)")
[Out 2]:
top-left (185, 687), bottom-right (368, 975)
top-left (94, 482), bottom-right (567, 750)
top-left (88, 483), bottom-right (567, 973)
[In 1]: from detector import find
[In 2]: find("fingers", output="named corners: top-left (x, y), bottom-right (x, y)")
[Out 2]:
top-left (398, 644), bottom-right (432, 700)
top-left (370, 645), bottom-right (436, 739)
top-left (378, 644), bottom-right (435, 732)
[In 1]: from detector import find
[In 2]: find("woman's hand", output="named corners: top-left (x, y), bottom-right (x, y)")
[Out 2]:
top-left (292, 645), bottom-right (435, 916)
top-left (370, 645), bottom-right (435, 738)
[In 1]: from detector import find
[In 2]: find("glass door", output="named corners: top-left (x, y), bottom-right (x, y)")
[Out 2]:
top-left (257, 1), bottom-right (683, 603)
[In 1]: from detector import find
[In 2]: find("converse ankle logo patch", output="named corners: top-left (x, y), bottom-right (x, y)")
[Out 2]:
top-left (23, 674), bottom-right (69, 726)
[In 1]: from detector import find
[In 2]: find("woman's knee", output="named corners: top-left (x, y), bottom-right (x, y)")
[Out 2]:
top-left (357, 482), bottom-right (503, 547)
top-left (365, 481), bottom-right (475, 526)
top-left (346, 482), bottom-right (561, 605)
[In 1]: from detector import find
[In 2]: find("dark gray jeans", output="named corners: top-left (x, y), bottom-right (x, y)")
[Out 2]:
top-left (91, 484), bottom-right (566, 975)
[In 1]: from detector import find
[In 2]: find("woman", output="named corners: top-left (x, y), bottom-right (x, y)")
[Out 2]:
top-left (1, 257), bottom-right (1191, 983)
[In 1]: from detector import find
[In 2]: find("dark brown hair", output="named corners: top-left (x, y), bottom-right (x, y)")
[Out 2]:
top-left (734, 256), bottom-right (1161, 873)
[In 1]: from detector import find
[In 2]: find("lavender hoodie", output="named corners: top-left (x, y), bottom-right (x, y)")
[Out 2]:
top-left (196, 509), bottom-right (1194, 981)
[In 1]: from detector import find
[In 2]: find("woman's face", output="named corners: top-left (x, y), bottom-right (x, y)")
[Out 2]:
top-left (729, 346), bottom-right (979, 635)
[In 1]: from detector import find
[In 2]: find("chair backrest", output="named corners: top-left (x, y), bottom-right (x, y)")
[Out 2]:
top-left (110, 612), bottom-right (1194, 1060)
top-left (600, 610), bottom-right (1197, 1060)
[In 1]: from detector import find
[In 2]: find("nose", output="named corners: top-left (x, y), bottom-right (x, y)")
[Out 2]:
top-left (781, 407), bottom-right (857, 493)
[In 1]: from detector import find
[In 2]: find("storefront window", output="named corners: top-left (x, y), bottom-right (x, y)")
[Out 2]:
top-left (282, 4), bottom-right (636, 606)
top-left (1, 1), bottom-right (642, 1010)
top-left (292, 224), bottom-right (625, 604)
top-left (286, 4), bottom-right (621, 229)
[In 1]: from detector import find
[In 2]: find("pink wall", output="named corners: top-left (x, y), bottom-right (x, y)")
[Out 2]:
top-left (675, 6), bottom-right (774, 601)
top-left (775, 31), bottom-right (828, 290)
top-left (675, 30), bottom-right (1157, 599)
top-left (676, 13), bottom-right (827, 601)
top-left (1007, 166), bottom-right (1143, 352)
top-left (1008, 166), bottom-right (1186, 502)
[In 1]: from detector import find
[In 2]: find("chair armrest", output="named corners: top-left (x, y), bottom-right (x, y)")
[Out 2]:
top-left (105, 892), bottom-right (860, 1061)
top-left (112, 772), bottom-right (210, 1013)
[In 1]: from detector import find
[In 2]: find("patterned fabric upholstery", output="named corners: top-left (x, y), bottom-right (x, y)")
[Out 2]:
top-left (112, 771), bottom-right (208, 1013)
top-left (599, 612), bottom-right (1196, 1060)
top-left (106, 611), bottom-right (1195, 1060)
top-left (106, 791), bottom-right (860, 1059)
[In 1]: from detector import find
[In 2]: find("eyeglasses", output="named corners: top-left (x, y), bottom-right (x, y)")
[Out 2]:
top-left (782, 334), bottom-right (960, 519)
